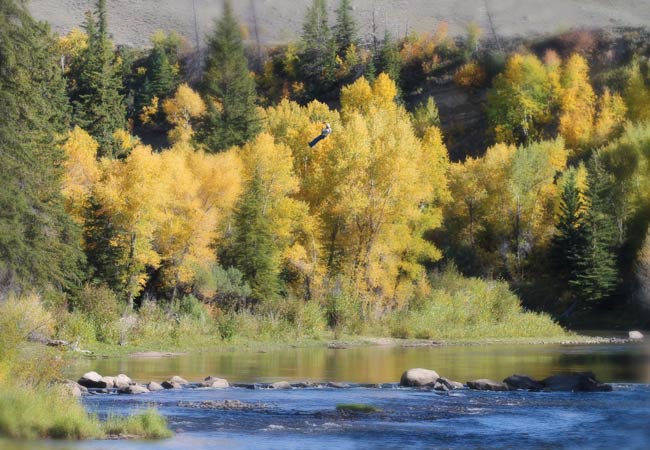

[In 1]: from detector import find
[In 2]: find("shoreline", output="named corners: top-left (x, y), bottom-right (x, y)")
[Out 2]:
top-left (74, 334), bottom-right (637, 360)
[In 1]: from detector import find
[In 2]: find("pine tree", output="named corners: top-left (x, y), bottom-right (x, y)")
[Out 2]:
top-left (333, 0), bottom-right (357, 55)
top-left (197, 0), bottom-right (260, 152)
top-left (298, 0), bottom-right (337, 97)
top-left (378, 30), bottom-right (402, 85)
top-left (0, 0), bottom-right (85, 291)
top-left (572, 155), bottom-right (618, 306)
top-left (145, 44), bottom-right (177, 101)
top-left (229, 170), bottom-right (279, 303)
top-left (69, 0), bottom-right (127, 158)
top-left (550, 169), bottom-right (587, 295)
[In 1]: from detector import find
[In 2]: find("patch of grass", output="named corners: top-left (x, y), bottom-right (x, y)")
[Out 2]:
top-left (336, 403), bottom-right (381, 413)
top-left (103, 409), bottom-right (173, 440)
top-left (0, 385), bottom-right (102, 440)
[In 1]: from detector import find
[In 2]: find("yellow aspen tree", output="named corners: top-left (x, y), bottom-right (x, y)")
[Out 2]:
top-left (593, 88), bottom-right (627, 146)
top-left (61, 127), bottom-right (100, 224)
top-left (163, 83), bottom-right (206, 143)
top-left (558, 54), bottom-right (596, 151)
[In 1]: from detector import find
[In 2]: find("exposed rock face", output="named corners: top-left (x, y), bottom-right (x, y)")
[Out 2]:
top-left (78, 371), bottom-right (108, 389)
top-left (202, 376), bottom-right (229, 388)
top-left (466, 379), bottom-right (509, 391)
top-left (400, 368), bottom-right (440, 387)
top-left (629, 330), bottom-right (644, 340)
top-left (542, 372), bottom-right (613, 392)
top-left (118, 384), bottom-right (149, 395)
top-left (504, 374), bottom-right (544, 391)
top-left (147, 381), bottom-right (164, 391)
top-left (269, 381), bottom-right (292, 389)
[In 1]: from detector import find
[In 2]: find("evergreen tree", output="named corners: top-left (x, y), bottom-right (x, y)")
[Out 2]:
top-left (0, 0), bottom-right (85, 291)
top-left (229, 170), bottom-right (279, 303)
top-left (411, 96), bottom-right (440, 138)
top-left (298, 0), bottom-right (337, 97)
top-left (197, 0), bottom-right (260, 152)
top-left (69, 0), bottom-right (126, 158)
top-left (333, 0), bottom-right (357, 55)
top-left (83, 195), bottom-right (128, 293)
top-left (572, 155), bottom-right (618, 306)
top-left (144, 44), bottom-right (177, 102)
top-left (378, 30), bottom-right (402, 85)
top-left (550, 169), bottom-right (588, 296)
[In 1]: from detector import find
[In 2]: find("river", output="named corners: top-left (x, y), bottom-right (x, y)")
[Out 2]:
top-left (1, 340), bottom-right (649, 450)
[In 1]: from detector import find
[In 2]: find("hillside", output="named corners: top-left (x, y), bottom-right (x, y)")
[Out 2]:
top-left (29, 0), bottom-right (650, 48)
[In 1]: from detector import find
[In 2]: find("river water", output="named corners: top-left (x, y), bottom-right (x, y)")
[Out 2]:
top-left (1, 340), bottom-right (649, 450)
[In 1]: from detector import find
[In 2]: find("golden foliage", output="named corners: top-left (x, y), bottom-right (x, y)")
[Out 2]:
top-left (163, 83), bottom-right (206, 143)
top-left (61, 127), bottom-right (100, 223)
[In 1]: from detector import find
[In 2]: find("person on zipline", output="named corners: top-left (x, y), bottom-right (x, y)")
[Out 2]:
top-left (308, 123), bottom-right (331, 147)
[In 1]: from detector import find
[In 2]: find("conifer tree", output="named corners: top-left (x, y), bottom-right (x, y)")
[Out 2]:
top-left (70, 0), bottom-right (126, 158)
top-left (572, 155), bottom-right (618, 306)
top-left (229, 170), bottom-right (279, 303)
top-left (333, 0), bottom-right (357, 55)
top-left (145, 44), bottom-right (177, 102)
top-left (378, 30), bottom-right (402, 85)
top-left (197, 0), bottom-right (260, 152)
top-left (298, 0), bottom-right (337, 97)
top-left (550, 169), bottom-right (587, 295)
top-left (0, 0), bottom-right (84, 291)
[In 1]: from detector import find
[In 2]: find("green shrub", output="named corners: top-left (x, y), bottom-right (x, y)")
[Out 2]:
top-left (103, 409), bottom-right (172, 440)
top-left (0, 385), bottom-right (102, 440)
top-left (57, 311), bottom-right (97, 347)
top-left (71, 284), bottom-right (121, 344)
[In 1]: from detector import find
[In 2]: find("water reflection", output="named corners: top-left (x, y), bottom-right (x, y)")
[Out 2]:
top-left (67, 342), bottom-right (650, 384)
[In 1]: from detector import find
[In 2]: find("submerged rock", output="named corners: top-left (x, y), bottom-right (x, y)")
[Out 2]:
top-left (270, 381), bottom-right (292, 389)
top-left (466, 379), bottom-right (509, 391)
top-left (118, 384), bottom-right (149, 395)
top-left (78, 371), bottom-right (107, 389)
top-left (400, 368), bottom-right (440, 387)
top-left (542, 372), bottom-right (612, 392)
top-left (202, 376), bottom-right (229, 388)
top-left (147, 381), bottom-right (164, 391)
top-left (292, 381), bottom-right (318, 388)
top-left (178, 400), bottom-right (270, 410)
top-left (327, 382), bottom-right (350, 389)
top-left (504, 374), bottom-right (544, 391)
top-left (629, 330), bottom-right (644, 340)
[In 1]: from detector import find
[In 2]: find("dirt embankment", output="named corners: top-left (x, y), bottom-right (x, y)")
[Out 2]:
top-left (28, 0), bottom-right (650, 49)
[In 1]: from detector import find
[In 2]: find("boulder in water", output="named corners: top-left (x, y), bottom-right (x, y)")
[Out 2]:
top-left (118, 384), bottom-right (149, 395)
top-left (542, 372), bottom-right (612, 392)
top-left (503, 374), bottom-right (544, 391)
top-left (168, 375), bottom-right (188, 385)
top-left (162, 381), bottom-right (183, 389)
top-left (400, 368), bottom-right (440, 387)
top-left (270, 381), bottom-right (292, 389)
top-left (78, 371), bottom-right (107, 389)
top-left (466, 379), bottom-right (509, 391)
top-left (202, 376), bottom-right (229, 388)
top-left (629, 330), bottom-right (644, 340)
top-left (114, 374), bottom-right (133, 388)
top-left (435, 377), bottom-right (464, 390)
top-left (147, 381), bottom-right (164, 391)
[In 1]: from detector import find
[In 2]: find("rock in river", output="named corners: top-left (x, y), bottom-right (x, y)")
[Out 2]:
top-left (466, 379), bottom-right (509, 391)
top-left (629, 330), bottom-right (644, 340)
top-left (118, 384), bottom-right (149, 395)
top-left (147, 381), bottom-right (164, 391)
top-left (400, 368), bottom-right (440, 387)
top-left (270, 381), bottom-right (292, 389)
top-left (78, 371), bottom-right (108, 389)
top-left (503, 374), bottom-right (544, 391)
top-left (542, 372), bottom-right (612, 392)
top-left (202, 376), bottom-right (230, 388)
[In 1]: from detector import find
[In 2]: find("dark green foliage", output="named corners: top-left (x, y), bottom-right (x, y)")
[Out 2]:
top-left (333, 0), bottom-right (357, 55)
top-left (550, 170), bottom-right (588, 296)
top-left (297, 0), bottom-right (337, 97)
top-left (572, 156), bottom-right (619, 306)
top-left (197, 1), bottom-right (260, 151)
top-left (144, 45), bottom-right (177, 102)
top-left (0, 0), bottom-right (85, 292)
top-left (378, 30), bottom-right (402, 85)
top-left (68, 1), bottom-right (127, 158)
top-left (83, 195), bottom-right (128, 294)
top-left (229, 171), bottom-right (279, 303)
